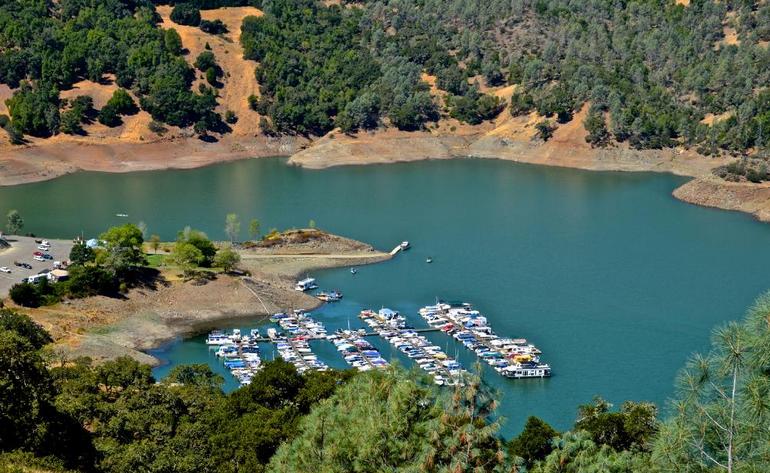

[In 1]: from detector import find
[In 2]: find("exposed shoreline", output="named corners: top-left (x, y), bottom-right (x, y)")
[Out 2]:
top-left (3, 128), bottom-right (770, 224)
top-left (7, 231), bottom-right (391, 366)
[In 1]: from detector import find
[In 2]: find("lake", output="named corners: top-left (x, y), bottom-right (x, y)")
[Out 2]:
top-left (3, 157), bottom-right (769, 437)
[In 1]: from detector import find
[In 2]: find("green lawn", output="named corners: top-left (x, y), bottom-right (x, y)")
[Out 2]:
top-left (144, 253), bottom-right (165, 268)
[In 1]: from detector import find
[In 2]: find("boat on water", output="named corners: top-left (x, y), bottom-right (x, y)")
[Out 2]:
top-left (359, 309), bottom-right (466, 386)
top-left (206, 328), bottom-right (263, 385)
top-left (295, 277), bottom-right (318, 291)
top-left (116, 213), bottom-right (128, 218)
top-left (418, 302), bottom-right (551, 379)
top-left (350, 267), bottom-right (357, 274)
top-left (400, 241), bottom-right (411, 250)
top-left (317, 290), bottom-right (343, 302)
top-left (426, 257), bottom-right (433, 263)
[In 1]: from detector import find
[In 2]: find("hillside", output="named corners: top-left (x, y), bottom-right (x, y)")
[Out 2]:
top-left (0, 0), bottom-right (767, 158)
top-left (156, 5), bottom-right (263, 136)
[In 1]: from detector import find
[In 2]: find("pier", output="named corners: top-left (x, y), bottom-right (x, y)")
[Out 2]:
top-left (250, 326), bottom-right (440, 344)
top-left (419, 303), bottom-right (551, 379)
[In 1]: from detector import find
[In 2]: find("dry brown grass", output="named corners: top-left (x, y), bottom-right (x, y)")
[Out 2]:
top-left (156, 5), bottom-right (264, 136)
top-left (701, 110), bottom-right (734, 125)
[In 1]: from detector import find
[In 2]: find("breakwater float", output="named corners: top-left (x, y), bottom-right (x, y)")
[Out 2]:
top-left (419, 302), bottom-right (551, 378)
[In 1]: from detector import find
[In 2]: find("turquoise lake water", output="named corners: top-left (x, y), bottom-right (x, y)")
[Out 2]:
top-left (3, 157), bottom-right (770, 436)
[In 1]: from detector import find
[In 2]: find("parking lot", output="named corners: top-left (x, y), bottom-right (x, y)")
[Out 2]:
top-left (0, 236), bottom-right (74, 298)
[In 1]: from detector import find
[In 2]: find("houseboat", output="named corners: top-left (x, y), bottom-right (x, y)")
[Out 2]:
top-left (295, 277), bottom-right (318, 291)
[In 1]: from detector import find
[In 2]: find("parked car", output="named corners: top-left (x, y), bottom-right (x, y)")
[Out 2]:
top-left (42, 254), bottom-right (53, 260)
top-left (33, 251), bottom-right (43, 256)
top-left (33, 255), bottom-right (45, 262)
top-left (0, 267), bottom-right (10, 273)
top-left (38, 245), bottom-right (50, 251)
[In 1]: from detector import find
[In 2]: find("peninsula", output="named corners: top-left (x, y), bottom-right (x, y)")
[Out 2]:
top-left (0, 228), bottom-right (390, 365)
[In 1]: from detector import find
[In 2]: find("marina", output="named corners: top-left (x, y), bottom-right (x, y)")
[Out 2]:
top-left (206, 329), bottom-right (263, 386)
top-left (8, 157), bottom-right (765, 435)
top-left (273, 336), bottom-right (329, 374)
top-left (359, 308), bottom-right (467, 386)
top-left (329, 329), bottom-right (390, 371)
top-left (269, 310), bottom-right (328, 339)
top-left (419, 303), bottom-right (551, 379)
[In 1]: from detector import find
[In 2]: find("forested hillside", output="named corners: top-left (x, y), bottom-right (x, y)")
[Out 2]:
top-left (242, 0), bottom-right (770, 155)
top-left (0, 0), bottom-right (768, 160)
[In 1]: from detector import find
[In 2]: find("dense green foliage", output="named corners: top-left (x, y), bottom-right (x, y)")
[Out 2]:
top-left (170, 3), bottom-right (202, 26)
top-left (4, 289), bottom-right (770, 471)
top-left (60, 96), bottom-right (95, 135)
top-left (0, 310), bottom-right (354, 472)
top-left (200, 19), bottom-right (228, 34)
top-left (8, 224), bottom-right (146, 307)
top-left (0, 0), bottom-right (768, 156)
top-left (240, 0), bottom-right (508, 135)
top-left (0, 0), bottom-right (220, 139)
top-left (241, 1), bottom-right (381, 135)
top-left (357, 0), bottom-right (770, 155)
top-left (269, 368), bottom-right (507, 472)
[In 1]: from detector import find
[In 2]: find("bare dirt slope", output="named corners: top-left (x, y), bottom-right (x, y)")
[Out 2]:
top-left (156, 5), bottom-right (264, 136)
top-left (0, 6), bottom-right (275, 183)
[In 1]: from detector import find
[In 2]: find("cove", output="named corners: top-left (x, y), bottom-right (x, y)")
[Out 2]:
top-left (3, 157), bottom-right (770, 436)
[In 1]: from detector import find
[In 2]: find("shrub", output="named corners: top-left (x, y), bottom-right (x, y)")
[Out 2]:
top-left (9, 282), bottom-right (41, 308)
top-left (200, 19), bottom-right (227, 34)
top-left (107, 89), bottom-right (137, 116)
top-left (224, 110), bottom-right (237, 124)
top-left (510, 91), bottom-right (534, 117)
top-left (148, 120), bottom-right (167, 135)
top-left (535, 120), bottom-right (556, 141)
top-left (194, 51), bottom-right (217, 72)
top-left (97, 103), bottom-right (121, 127)
top-left (170, 3), bottom-right (201, 26)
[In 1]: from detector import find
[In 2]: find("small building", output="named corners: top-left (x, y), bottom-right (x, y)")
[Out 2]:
top-left (48, 269), bottom-right (69, 282)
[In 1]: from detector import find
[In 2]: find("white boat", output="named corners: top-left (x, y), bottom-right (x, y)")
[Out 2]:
top-left (295, 277), bottom-right (318, 291)
top-left (116, 213), bottom-right (128, 217)
top-left (317, 290), bottom-right (343, 302)
top-left (400, 241), bottom-right (410, 250)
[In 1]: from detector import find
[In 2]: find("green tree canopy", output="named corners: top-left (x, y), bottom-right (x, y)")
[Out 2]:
top-left (5, 209), bottom-right (23, 235)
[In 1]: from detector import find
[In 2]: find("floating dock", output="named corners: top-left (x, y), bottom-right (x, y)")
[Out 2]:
top-left (419, 303), bottom-right (551, 378)
top-left (330, 329), bottom-right (389, 371)
top-left (273, 336), bottom-right (329, 374)
top-left (360, 309), bottom-right (467, 386)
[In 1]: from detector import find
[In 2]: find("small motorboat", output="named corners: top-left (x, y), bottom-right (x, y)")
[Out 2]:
top-left (317, 290), bottom-right (343, 302)
top-left (350, 267), bottom-right (357, 274)
top-left (426, 257), bottom-right (433, 263)
top-left (116, 213), bottom-right (128, 218)
top-left (400, 241), bottom-right (410, 250)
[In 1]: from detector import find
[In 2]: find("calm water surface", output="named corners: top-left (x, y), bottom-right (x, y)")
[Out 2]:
top-left (3, 157), bottom-right (770, 436)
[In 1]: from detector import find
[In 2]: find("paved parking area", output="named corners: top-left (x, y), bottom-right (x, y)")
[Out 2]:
top-left (0, 236), bottom-right (74, 297)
